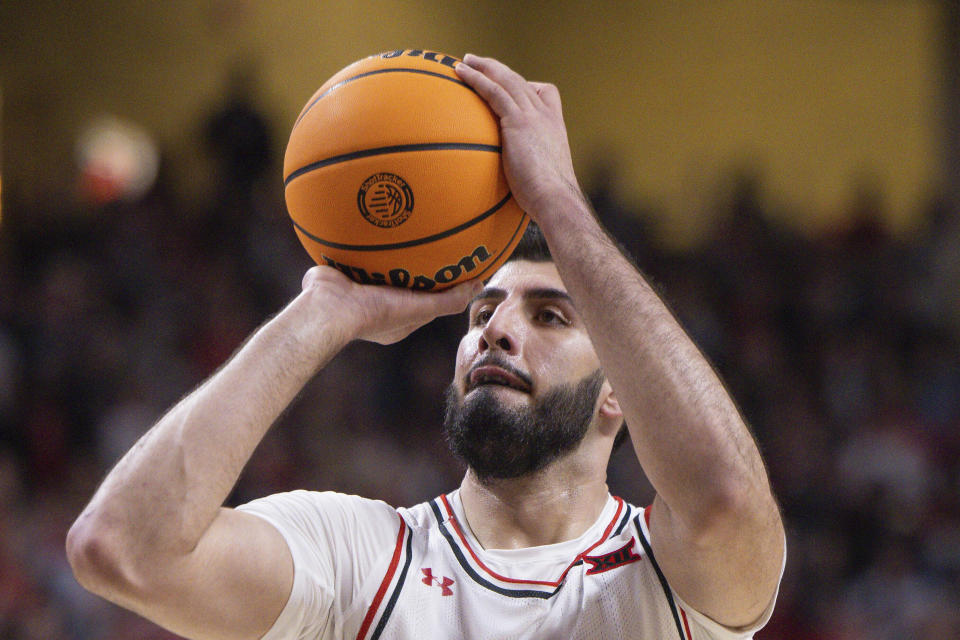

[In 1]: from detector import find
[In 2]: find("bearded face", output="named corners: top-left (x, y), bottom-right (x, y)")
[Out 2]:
top-left (442, 369), bottom-right (604, 483)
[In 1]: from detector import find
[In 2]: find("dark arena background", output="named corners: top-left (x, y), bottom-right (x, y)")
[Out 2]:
top-left (2, 2), bottom-right (960, 638)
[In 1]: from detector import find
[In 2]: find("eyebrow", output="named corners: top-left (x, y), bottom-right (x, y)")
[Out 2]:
top-left (470, 286), bottom-right (573, 306)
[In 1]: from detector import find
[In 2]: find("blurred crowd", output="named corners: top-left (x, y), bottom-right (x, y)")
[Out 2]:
top-left (1, 92), bottom-right (959, 639)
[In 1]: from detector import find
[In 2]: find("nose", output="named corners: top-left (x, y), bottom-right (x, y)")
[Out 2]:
top-left (478, 305), bottom-right (520, 355)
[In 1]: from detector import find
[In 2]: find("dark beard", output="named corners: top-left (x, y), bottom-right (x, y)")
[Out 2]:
top-left (442, 369), bottom-right (604, 483)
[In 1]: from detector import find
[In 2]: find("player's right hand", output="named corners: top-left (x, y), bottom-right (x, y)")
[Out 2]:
top-left (301, 265), bottom-right (481, 345)
top-left (455, 54), bottom-right (580, 226)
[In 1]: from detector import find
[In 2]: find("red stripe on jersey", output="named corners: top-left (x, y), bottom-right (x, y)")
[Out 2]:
top-left (680, 607), bottom-right (693, 639)
top-left (644, 504), bottom-right (652, 528)
top-left (439, 493), bottom-right (624, 587)
top-left (355, 515), bottom-right (406, 640)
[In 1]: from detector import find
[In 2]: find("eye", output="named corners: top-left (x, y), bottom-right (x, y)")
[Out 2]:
top-left (472, 307), bottom-right (494, 326)
top-left (536, 308), bottom-right (568, 325)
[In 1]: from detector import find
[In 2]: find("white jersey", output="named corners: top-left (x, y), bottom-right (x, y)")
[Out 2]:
top-left (238, 490), bottom-right (778, 640)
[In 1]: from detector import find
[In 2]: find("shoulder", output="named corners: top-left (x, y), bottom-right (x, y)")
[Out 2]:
top-left (239, 489), bottom-right (397, 517)
top-left (232, 493), bottom-right (418, 640)
top-left (237, 490), bottom-right (402, 547)
top-left (634, 501), bottom-right (783, 640)
top-left (396, 495), bottom-right (443, 529)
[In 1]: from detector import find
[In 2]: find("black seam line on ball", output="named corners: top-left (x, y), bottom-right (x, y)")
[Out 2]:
top-left (284, 142), bottom-right (502, 186)
top-left (292, 68), bottom-right (474, 130)
top-left (291, 192), bottom-right (513, 251)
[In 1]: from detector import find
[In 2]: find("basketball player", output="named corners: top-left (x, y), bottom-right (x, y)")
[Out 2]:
top-left (67, 54), bottom-right (785, 639)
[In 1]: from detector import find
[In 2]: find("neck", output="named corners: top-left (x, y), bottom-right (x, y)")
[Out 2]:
top-left (458, 459), bottom-right (609, 550)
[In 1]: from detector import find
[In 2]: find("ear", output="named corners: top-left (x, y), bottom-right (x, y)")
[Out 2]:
top-left (597, 380), bottom-right (622, 421)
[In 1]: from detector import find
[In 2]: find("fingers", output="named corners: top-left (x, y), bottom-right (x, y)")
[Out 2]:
top-left (457, 55), bottom-right (562, 121)
top-left (424, 279), bottom-right (484, 317)
top-left (366, 279), bottom-right (483, 345)
top-left (392, 279), bottom-right (481, 329)
top-left (457, 54), bottom-right (539, 115)
top-left (455, 60), bottom-right (519, 116)
top-left (463, 54), bottom-right (535, 103)
top-left (529, 81), bottom-right (562, 111)
top-left (300, 266), bottom-right (483, 345)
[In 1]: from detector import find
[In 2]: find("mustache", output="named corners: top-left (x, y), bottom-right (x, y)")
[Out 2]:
top-left (466, 355), bottom-right (534, 391)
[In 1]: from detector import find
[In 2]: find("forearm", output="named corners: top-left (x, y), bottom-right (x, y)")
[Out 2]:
top-left (66, 267), bottom-right (475, 636)
top-left (536, 190), bottom-right (773, 527)
top-left (453, 53), bottom-right (781, 625)
top-left (69, 286), bottom-right (353, 568)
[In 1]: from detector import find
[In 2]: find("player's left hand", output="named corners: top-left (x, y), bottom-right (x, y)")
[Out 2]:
top-left (455, 54), bottom-right (580, 223)
top-left (301, 265), bottom-right (481, 346)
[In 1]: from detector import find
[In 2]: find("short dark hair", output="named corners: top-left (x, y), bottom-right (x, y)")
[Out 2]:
top-left (503, 222), bottom-right (630, 453)
top-left (505, 222), bottom-right (552, 263)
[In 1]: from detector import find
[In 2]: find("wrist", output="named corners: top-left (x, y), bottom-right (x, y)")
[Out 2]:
top-left (528, 183), bottom-right (598, 238)
top-left (283, 285), bottom-right (362, 356)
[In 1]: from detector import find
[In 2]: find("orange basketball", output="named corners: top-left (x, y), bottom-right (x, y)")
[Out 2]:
top-left (283, 49), bottom-right (529, 291)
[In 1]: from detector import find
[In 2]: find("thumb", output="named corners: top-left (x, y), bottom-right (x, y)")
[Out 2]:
top-left (364, 279), bottom-right (484, 345)
top-left (428, 279), bottom-right (484, 317)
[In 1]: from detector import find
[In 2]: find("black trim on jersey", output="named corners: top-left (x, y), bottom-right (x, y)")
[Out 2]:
top-left (429, 499), bottom-right (560, 600)
top-left (634, 515), bottom-right (686, 640)
top-left (370, 520), bottom-right (415, 640)
top-left (612, 505), bottom-right (633, 537)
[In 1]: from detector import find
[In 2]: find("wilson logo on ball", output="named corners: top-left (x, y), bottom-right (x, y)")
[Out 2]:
top-left (357, 173), bottom-right (414, 228)
top-left (321, 244), bottom-right (492, 290)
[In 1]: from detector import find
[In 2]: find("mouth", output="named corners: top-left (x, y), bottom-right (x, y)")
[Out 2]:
top-left (467, 364), bottom-right (533, 394)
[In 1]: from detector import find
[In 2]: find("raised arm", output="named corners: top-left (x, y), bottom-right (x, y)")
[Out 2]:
top-left (66, 266), bottom-right (478, 640)
top-left (456, 54), bottom-right (784, 629)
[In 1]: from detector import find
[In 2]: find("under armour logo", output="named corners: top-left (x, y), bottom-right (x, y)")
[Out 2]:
top-left (421, 568), bottom-right (454, 596)
top-left (583, 539), bottom-right (642, 575)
